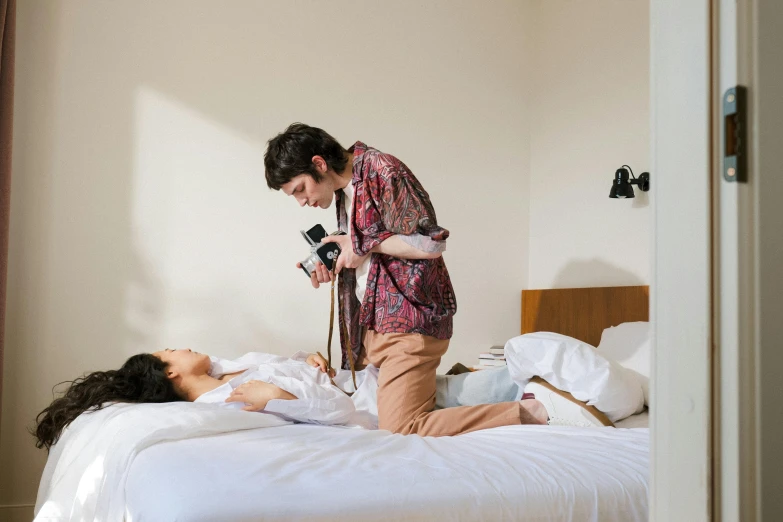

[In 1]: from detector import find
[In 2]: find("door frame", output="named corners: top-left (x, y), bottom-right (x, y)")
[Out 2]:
top-left (650, 1), bottom-right (712, 520)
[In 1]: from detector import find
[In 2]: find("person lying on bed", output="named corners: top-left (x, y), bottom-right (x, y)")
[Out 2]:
top-left (35, 348), bottom-right (612, 450)
top-left (33, 348), bottom-right (368, 450)
top-left (162, 348), bottom-right (366, 423)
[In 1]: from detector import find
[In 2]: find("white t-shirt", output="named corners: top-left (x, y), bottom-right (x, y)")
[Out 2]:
top-left (341, 183), bottom-right (372, 302)
top-left (196, 351), bottom-right (378, 429)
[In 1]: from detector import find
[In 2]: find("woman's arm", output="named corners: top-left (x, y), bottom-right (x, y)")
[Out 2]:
top-left (225, 381), bottom-right (296, 411)
top-left (226, 376), bottom-right (355, 425)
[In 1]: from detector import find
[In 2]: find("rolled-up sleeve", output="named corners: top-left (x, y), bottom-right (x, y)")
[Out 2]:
top-left (353, 153), bottom-right (448, 257)
top-left (289, 351), bottom-right (311, 363)
top-left (398, 233), bottom-right (447, 254)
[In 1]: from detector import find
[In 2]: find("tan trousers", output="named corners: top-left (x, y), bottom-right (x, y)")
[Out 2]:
top-left (363, 329), bottom-right (538, 437)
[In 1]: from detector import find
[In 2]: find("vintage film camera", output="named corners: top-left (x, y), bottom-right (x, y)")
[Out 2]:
top-left (299, 224), bottom-right (346, 278)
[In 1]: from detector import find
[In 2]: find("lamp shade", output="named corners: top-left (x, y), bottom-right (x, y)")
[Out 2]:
top-left (609, 168), bottom-right (635, 199)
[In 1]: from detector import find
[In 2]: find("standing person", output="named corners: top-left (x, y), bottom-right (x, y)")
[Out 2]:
top-left (264, 123), bottom-right (602, 435)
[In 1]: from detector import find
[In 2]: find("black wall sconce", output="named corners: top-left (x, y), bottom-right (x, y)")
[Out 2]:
top-left (609, 165), bottom-right (650, 199)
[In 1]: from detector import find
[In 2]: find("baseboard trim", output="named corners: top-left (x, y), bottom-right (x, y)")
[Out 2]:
top-left (0, 503), bottom-right (36, 522)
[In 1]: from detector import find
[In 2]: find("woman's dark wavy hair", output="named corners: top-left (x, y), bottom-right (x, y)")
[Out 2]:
top-left (33, 353), bottom-right (183, 450)
top-left (264, 123), bottom-right (348, 190)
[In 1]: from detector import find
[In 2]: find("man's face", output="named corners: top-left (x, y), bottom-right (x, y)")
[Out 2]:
top-left (280, 173), bottom-right (336, 210)
top-left (279, 155), bottom-right (342, 209)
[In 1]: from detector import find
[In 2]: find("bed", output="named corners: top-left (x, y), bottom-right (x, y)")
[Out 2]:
top-left (38, 286), bottom-right (651, 522)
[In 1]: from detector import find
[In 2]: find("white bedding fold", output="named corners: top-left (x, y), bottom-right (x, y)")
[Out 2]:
top-left (505, 332), bottom-right (645, 421)
top-left (34, 402), bottom-right (289, 522)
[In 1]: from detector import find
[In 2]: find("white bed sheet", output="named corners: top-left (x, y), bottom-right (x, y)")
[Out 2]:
top-left (125, 424), bottom-right (649, 522)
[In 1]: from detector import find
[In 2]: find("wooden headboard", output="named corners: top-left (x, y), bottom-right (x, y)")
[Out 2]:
top-left (521, 286), bottom-right (649, 347)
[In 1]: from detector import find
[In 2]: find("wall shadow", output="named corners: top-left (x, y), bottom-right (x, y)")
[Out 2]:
top-left (551, 258), bottom-right (646, 289)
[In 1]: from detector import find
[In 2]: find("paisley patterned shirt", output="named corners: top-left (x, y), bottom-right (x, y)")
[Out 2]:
top-left (336, 142), bottom-right (457, 369)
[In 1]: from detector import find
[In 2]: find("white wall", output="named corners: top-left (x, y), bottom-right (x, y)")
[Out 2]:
top-left (527, 0), bottom-right (650, 289)
top-left (1, 0), bottom-right (533, 511)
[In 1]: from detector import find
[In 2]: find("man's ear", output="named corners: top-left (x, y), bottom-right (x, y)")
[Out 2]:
top-left (166, 369), bottom-right (179, 380)
top-left (311, 155), bottom-right (327, 174)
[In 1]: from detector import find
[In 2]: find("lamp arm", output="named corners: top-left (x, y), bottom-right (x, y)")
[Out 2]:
top-left (630, 172), bottom-right (651, 191)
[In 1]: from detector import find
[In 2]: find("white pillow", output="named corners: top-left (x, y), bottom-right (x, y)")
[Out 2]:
top-left (597, 322), bottom-right (651, 405)
top-left (505, 332), bottom-right (645, 422)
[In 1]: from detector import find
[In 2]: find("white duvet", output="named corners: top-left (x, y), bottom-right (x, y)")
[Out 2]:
top-left (124, 422), bottom-right (648, 522)
top-left (34, 402), bottom-right (290, 521)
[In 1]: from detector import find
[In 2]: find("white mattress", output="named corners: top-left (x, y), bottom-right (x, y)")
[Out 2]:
top-left (125, 423), bottom-right (649, 521)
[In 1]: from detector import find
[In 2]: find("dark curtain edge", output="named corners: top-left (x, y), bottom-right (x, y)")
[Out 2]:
top-left (0, 0), bottom-right (17, 447)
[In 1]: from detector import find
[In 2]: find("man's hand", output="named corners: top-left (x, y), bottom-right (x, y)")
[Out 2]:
top-left (296, 261), bottom-right (334, 289)
top-left (321, 234), bottom-right (370, 274)
top-left (225, 380), bottom-right (297, 411)
top-left (306, 352), bottom-right (336, 377)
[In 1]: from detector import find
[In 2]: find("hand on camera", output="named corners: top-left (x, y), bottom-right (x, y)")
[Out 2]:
top-left (321, 234), bottom-right (370, 274)
top-left (296, 260), bottom-right (334, 289)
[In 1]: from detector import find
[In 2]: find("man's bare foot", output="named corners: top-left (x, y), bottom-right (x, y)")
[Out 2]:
top-left (519, 398), bottom-right (548, 424)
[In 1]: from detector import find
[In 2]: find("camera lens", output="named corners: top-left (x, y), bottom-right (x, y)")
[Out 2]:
top-left (300, 254), bottom-right (318, 277)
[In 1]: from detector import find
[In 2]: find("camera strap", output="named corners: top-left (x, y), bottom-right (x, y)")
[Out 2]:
top-left (325, 267), bottom-right (357, 395)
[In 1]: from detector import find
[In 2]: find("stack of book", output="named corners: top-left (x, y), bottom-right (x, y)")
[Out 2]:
top-left (475, 345), bottom-right (506, 370)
